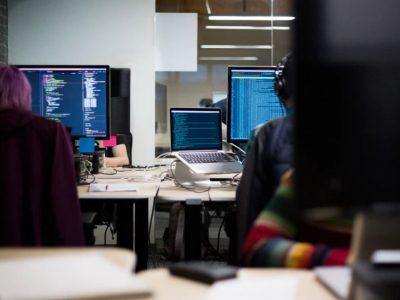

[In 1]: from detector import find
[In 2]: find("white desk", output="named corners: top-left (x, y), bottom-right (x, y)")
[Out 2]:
top-left (0, 249), bottom-right (337, 300)
top-left (0, 248), bottom-right (152, 300)
top-left (137, 268), bottom-right (338, 300)
top-left (157, 178), bottom-right (237, 260)
top-left (157, 179), bottom-right (236, 202)
top-left (78, 171), bottom-right (160, 271)
top-left (0, 247), bottom-right (134, 270)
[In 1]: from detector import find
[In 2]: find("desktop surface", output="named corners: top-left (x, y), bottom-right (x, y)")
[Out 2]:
top-left (137, 268), bottom-right (337, 300)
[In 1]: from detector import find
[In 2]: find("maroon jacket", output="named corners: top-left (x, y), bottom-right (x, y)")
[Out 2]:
top-left (0, 109), bottom-right (84, 246)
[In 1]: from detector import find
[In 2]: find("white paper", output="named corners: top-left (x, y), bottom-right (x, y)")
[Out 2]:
top-left (207, 276), bottom-right (298, 300)
top-left (89, 183), bottom-right (139, 192)
top-left (315, 266), bottom-right (351, 299)
top-left (0, 253), bottom-right (150, 300)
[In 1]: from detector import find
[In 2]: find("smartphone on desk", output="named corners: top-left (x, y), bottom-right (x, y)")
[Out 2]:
top-left (169, 261), bottom-right (238, 284)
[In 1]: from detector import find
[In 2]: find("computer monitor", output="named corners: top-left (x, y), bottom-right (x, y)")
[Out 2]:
top-left (19, 65), bottom-right (110, 139)
top-left (227, 66), bottom-right (287, 143)
top-left (295, 0), bottom-right (400, 267)
top-left (295, 0), bottom-right (400, 215)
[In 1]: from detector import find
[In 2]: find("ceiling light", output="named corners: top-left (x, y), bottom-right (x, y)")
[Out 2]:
top-left (199, 56), bottom-right (259, 61)
top-left (208, 16), bottom-right (295, 21)
top-left (201, 45), bottom-right (272, 49)
top-left (205, 0), bottom-right (211, 14)
top-left (205, 25), bottom-right (290, 30)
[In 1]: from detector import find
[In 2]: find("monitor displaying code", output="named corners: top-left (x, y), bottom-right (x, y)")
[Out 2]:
top-left (227, 67), bottom-right (287, 143)
top-left (20, 66), bottom-right (110, 139)
top-left (170, 109), bottom-right (222, 151)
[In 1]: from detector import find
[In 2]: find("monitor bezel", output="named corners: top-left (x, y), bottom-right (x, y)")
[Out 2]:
top-left (18, 65), bottom-right (111, 140)
top-left (226, 65), bottom-right (280, 144)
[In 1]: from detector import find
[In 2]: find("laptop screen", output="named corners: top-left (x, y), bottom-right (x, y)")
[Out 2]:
top-left (170, 108), bottom-right (222, 151)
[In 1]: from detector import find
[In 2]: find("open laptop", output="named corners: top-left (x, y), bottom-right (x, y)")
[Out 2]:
top-left (170, 108), bottom-right (243, 175)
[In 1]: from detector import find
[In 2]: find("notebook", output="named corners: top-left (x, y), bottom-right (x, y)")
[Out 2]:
top-left (0, 253), bottom-right (151, 299)
top-left (170, 108), bottom-right (243, 174)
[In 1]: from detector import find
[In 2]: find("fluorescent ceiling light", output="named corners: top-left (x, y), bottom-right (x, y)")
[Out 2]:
top-left (208, 16), bottom-right (295, 21)
top-left (205, 0), bottom-right (211, 14)
top-left (206, 25), bottom-right (290, 30)
top-left (201, 45), bottom-right (272, 49)
top-left (199, 56), bottom-right (259, 61)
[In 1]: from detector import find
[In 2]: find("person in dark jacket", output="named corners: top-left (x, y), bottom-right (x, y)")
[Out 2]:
top-left (0, 65), bottom-right (84, 246)
top-left (235, 54), bottom-right (295, 264)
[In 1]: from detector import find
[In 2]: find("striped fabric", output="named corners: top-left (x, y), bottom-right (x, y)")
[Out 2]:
top-left (241, 169), bottom-right (349, 268)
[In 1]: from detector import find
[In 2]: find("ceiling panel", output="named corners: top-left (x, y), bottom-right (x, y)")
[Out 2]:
top-left (156, 0), bottom-right (294, 66)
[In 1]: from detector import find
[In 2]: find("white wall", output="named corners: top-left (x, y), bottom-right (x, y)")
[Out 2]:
top-left (155, 13), bottom-right (197, 72)
top-left (8, 0), bottom-right (155, 165)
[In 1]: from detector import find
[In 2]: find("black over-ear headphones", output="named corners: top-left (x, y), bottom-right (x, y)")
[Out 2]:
top-left (274, 53), bottom-right (293, 101)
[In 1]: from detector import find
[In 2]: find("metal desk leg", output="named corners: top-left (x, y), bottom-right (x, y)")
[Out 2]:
top-left (184, 199), bottom-right (202, 260)
top-left (116, 202), bottom-right (133, 250)
top-left (134, 200), bottom-right (148, 271)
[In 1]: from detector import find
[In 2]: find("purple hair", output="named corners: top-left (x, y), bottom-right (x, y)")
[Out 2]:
top-left (0, 65), bottom-right (32, 111)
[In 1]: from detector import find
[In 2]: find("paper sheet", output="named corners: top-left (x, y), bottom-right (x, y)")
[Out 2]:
top-left (206, 276), bottom-right (298, 300)
top-left (89, 183), bottom-right (139, 192)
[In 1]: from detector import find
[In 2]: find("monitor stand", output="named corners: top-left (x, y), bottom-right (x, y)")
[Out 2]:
top-left (349, 207), bottom-right (400, 264)
top-left (348, 207), bottom-right (400, 299)
top-left (173, 161), bottom-right (211, 187)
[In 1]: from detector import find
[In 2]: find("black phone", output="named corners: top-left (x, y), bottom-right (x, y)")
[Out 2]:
top-left (169, 262), bottom-right (238, 284)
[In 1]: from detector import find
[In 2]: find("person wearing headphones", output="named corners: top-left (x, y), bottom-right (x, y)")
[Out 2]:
top-left (234, 53), bottom-right (295, 264)
top-left (238, 55), bottom-right (350, 267)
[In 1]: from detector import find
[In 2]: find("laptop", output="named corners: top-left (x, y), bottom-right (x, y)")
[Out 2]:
top-left (170, 108), bottom-right (243, 174)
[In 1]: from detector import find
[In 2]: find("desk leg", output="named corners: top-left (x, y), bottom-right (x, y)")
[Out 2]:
top-left (184, 200), bottom-right (202, 260)
top-left (116, 202), bottom-right (133, 250)
top-left (134, 200), bottom-right (148, 271)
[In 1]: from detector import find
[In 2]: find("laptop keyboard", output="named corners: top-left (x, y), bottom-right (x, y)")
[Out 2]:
top-left (179, 152), bottom-right (236, 164)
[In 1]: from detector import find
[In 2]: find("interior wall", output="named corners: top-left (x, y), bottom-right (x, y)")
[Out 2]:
top-left (0, 0), bottom-right (7, 63)
top-left (8, 0), bottom-right (155, 165)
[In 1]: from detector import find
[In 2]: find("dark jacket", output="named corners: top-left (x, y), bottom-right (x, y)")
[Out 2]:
top-left (0, 109), bottom-right (84, 246)
top-left (236, 115), bottom-right (294, 261)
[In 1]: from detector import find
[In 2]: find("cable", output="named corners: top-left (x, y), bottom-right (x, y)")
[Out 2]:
top-left (147, 181), bottom-right (162, 268)
top-left (98, 168), bottom-right (118, 175)
top-left (148, 184), bottom-right (161, 241)
top-left (229, 142), bottom-right (246, 155)
top-left (216, 213), bottom-right (226, 255)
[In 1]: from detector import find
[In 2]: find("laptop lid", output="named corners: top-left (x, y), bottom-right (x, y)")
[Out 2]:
top-left (170, 108), bottom-right (223, 152)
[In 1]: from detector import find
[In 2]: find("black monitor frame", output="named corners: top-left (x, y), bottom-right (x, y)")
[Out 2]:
top-left (294, 0), bottom-right (400, 216)
top-left (19, 65), bottom-right (111, 140)
top-left (169, 107), bottom-right (223, 152)
top-left (226, 65), bottom-right (286, 144)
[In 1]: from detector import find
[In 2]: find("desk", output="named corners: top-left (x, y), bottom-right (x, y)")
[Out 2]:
top-left (157, 179), bottom-right (236, 260)
top-left (157, 179), bottom-right (236, 202)
top-left (137, 268), bottom-right (337, 300)
top-left (0, 247), bottom-right (134, 270)
top-left (0, 248), bottom-right (152, 300)
top-left (78, 175), bottom-right (160, 271)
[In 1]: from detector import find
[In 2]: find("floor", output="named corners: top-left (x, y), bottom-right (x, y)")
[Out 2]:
top-left (93, 208), bottom-right (231, 268)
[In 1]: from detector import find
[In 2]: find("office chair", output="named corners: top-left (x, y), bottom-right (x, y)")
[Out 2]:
top-left (115, 132), bottom-right (133, 166)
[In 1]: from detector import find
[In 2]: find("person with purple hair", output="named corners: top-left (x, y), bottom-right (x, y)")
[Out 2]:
top-left (0, 65), bottom-right (84, 246)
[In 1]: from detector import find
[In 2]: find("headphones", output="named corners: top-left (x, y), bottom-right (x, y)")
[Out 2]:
top-left (274, 53), bottom-right (293, 101)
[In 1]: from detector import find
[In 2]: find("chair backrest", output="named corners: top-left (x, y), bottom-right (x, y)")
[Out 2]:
top-left (116, 132), bottom-right (133, 166)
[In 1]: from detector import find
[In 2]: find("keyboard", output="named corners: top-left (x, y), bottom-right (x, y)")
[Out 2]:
top-left (178, 152), bottom-right (236, 164)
